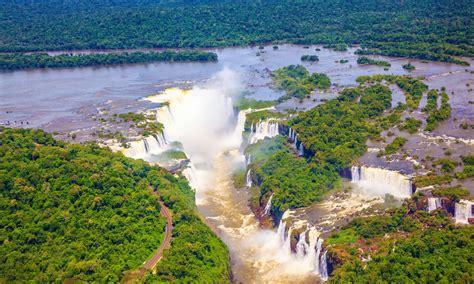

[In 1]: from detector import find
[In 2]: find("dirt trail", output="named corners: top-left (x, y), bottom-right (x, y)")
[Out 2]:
top-left (143, 200), bottom-right (173, 270)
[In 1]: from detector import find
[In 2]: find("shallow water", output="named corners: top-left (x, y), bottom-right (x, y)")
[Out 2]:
top-left (2, 44), bottom-right (471, 133)
top-left (1, 44), bottom-right (473, 282)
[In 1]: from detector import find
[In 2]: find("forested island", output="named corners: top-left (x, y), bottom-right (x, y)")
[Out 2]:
top-left (272, 65), bottom-right (331, 101)
top-left (1, 0), bottom-right (472, 65)
top-left (356, 56), bottom-right (391, 67)
top-left (0, 51), bottom-right (218, 70)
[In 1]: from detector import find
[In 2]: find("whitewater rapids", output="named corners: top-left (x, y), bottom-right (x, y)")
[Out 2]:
top-left (140, 68), bottom-right (321, 282)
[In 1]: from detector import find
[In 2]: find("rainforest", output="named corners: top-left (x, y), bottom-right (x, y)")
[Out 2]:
top-left (0, 0), bottom-right (473, 283)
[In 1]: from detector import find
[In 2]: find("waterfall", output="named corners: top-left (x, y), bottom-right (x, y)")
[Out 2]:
top-left (428, 197), bottom-right (442, 212)
top-left (273, 210), bottom-right (328, 280)
top-left (455, 200), bottom-right (473, 224)
top-left (263, 194), bottom-right (274, 215)
top-left (351, 166), bottom-right (412, 199)
top-left (246, 169), bottom-right (252, 188)
top-left (123, 132), bottom-right (169, 160)
top-left (351, 166), bottom-right (360, 181)
top-left (314, 238), bottom-right (323, 275)
top-left (319, 250), bottom-right (329, 281)
top-left (134, 71), bottom-right (326, 281)
top-left (249, 119), bottom-right (279, 144)
top-left (296, 229), bottom-right (309, 258)
top-left (299, 142), bottom-right (305, 156)
top-left (313, 237), bottom-right (328, 280)
top-left (143, 139), bottom-right (150, 152)
top-left (245, 154), bottom-right (252, 166)
top-left (277, 218), bottom-right (287, 245)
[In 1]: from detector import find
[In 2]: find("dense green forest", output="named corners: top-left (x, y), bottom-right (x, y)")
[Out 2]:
top-left (0, 128), bottom-right (229, 282)
top-left (272, 65), bottom-right (331, 101)
top-left (0, 51), bottom-right (218, 70)
top-left (290, 84), bottom-right (392, 171)
top-left (246, 137), bottom-right (339, 217)
top-left (328, 198), bottom-right (474, 283)
top-left (1, 0), bottom-right (472, 64)
top-left (247, 83), bottom-right (393, 218)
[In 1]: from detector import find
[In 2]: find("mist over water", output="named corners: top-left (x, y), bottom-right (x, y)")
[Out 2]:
top-left (145, 68), bottom-right (319, 282)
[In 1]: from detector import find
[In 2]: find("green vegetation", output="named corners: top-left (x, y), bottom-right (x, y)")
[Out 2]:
top-left (247, 83), bottom-right (394, 217)
top-left (328, 199), bottom-right (473, 283)
top-left (234, 97), bottom-right (275, 110)
top-left (272, 65), bottom-right (331, 101)
top-left (338, 59), bottom-right (349, 64)
top-left (156, 150), bottom-right (188, 161)
top-left (425, 90), bottom-right (451, 131)
top-left (383, 136), bottom-right (407, 155)
top-left (356, 46), bottom-right (470, 66)
top-left (301, 55), bottom-right (319, 62)
top-left (1, 0), bottom-right (472, 65)
top-left (291, 84), bottom-right (392, 169)
top-left (0, 51), bottom-right (218, 71)
top-left (356, 56), bottom-right (391, 67)
top-left (414, 173), bottom-right (453, 188)
top-left (456, 154), bottom-right (474, 179)
top-left (245, 110), bottom-right (285, 129)
top-left (332, 43), bottom-right (349, 52)
top-left (115, 112), bottom-right (164, 137)
top-left (399, 117), bottom-right (422, 134)
top-left (0, 128), bottom-right (229, 282)
top-left (432, 158), bottom-right (458, 173)
top-left (423, 89), bottom-right (439, 113)
top-left (357, 75), bottom-right (428, 109)
top-left (432, 186), bottom-right (470, 202)
top-left (402, 62), bottom-right (416, 70)
top-left (247, 137), bottom-right (339, 215)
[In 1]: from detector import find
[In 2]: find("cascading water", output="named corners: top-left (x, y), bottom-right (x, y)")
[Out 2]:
top-left (132, 69), bottom-right (322, 282)
top-left (245, 154), bottom-right (252, 166)
top-left (319, 250), bottom-right (329, 281)
top-left (124, 132), bottom-right (169, 160)
top-left (428, 197), bottom-right (442, 212)
top-left (351, 166), bottom-right (413, 199)
top-left (455, 200), bottom-right (473, 224)
top-left (246, 169), bottom-right (252, 188)
top-left (263, 193), bottom-right (274, 215)
top-left (249, 120), bottom-right (279, 144)
top-left (299, 142), bottom-right (305, 156)
top-left (249, 119), bottom-right (279, 144)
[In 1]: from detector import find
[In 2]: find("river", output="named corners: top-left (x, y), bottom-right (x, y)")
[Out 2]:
top-left (1, 44), bottom-right (473, 282)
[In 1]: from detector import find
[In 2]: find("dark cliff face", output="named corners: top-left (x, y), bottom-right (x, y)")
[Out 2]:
top-left (279, 124), bottom-right (290, 137)
top-left (326, 249), bottom-right (337, 276)
top-left (418, 196), bottom-right (455, 215)
top-left (339, 168), bottom-right (352, 179)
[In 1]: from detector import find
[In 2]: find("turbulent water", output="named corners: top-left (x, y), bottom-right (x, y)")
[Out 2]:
top-left (249, 120), bottom-right (279, 144)
top-left (118, 68), bottom-right (426, 282)
top-left (455, 200), bottom-right (474, 224)
top-left (351, 166), bottom-right (413, 199)
top-left (428, 197), bottom-right (442, 212)
top-left (138, 68), bottom-right (321, 282)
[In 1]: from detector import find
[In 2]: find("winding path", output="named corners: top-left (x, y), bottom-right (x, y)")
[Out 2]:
top-left (143, 200), bottom-right (173, 270)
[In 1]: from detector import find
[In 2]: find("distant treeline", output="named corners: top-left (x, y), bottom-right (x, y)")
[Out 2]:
top-left (0, 0), bottom-right (472, 64)
top-left (0, 51), bottom-right (218, 70)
